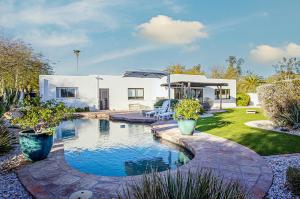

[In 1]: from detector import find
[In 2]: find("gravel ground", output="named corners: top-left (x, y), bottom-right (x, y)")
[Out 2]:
top-left (0, 144), bottom-right (32, 199)
top-left (265, 154), bottom-right (300, 199)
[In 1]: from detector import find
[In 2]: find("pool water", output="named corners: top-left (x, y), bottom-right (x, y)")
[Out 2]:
top-left (56, 119), bottom-right (193, 176)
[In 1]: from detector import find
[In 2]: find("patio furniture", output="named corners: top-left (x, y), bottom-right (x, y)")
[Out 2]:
top-left (145, 100), bottom-right (170, 117)
top-left (246, 109), bottom-right (257, 114)
top-left (158, 111), bottom-right (174, 120)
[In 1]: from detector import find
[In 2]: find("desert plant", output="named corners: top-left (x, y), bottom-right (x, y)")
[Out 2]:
top-left (13, 99), bottom-right (74, 135)
top-left (257, 79), bottom-right (300, 128)
top-left (0, 123), bottom-right (12, 155)
top-left (238, 73), bottom-right (264, 93)
top-left (286, 167), bottom-right (300, 196)
top-left (119, 170), bottom-right (248, 199)
top-left (174, 99), bottom-right (203, 120)
top-left (236, 93), bottom-right (250, 106)
top-left (1, 88), bottom-right (20, 112)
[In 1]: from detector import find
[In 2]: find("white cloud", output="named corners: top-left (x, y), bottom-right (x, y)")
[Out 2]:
top-left (250, 43), bottom-right (300, 63)
top-left (0, 0), bottom-right (123, 48)
top-left (89, 45), bottom-right (158, 64)
top-left (162, 0), bottom-right (183, 13)
top-left (21, 30), bottom-right (89, 47)
top-left (0, 0), bottom-right (118, 29)
top-left (137, 15), bottom-right (208, 45)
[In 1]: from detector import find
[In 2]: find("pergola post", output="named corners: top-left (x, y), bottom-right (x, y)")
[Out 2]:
top-left (167, 74), bottom-right (171, 101)
top-left (219, 85), bottom-right (223, 110)
top-left (187, 82), bottom-right (191, 99)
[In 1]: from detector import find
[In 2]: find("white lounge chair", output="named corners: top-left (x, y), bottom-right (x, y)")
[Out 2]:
top-left (157, 111), bottom-right (174, 120)
top-left (145, 100), bottom-right (170, 118)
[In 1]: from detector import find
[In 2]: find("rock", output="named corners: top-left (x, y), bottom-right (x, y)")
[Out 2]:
top-left (265, 154), bottom-right (300, 199)
top-left (3, 109), bottom-right (23, 120)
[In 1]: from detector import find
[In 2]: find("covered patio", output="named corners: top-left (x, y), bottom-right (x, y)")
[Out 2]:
top-left (161, 81), bottom-right (228, 110)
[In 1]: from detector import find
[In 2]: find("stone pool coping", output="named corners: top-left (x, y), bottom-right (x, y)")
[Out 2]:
top-left (17, 120), bottom-right (273, 199)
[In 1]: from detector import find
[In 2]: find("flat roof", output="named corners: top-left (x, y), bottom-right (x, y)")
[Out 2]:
top-left (161, 81), bottom-right (228, 87)
top-left (123, 70), bottom-right (169, 78)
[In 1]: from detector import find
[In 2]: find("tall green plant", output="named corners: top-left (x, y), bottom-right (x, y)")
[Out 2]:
top-left (1, 88), bottom-right (20, 111)
top-left (174, 99), bottom-right (203, 120)
top-left (0, 123), bottom-right (12, 155)
top-left (119, 170), bottom-right (248, 199)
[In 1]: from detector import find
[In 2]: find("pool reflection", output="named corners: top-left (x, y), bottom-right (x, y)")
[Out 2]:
top-left (57, 119), bottom-right (193, 176)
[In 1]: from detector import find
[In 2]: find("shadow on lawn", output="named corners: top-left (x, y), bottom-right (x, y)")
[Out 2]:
top-left (196, 112), bottom-right (233, 132)
top-left (228, 128), bottom-right (300, 155)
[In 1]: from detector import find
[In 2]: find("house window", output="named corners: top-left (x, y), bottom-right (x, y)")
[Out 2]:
top-left (128, 88), bottom-right (144, 100)
top-left (56, 87), bottom-right (77, 98)
top-left (215, 89), bottom-right (230, 100)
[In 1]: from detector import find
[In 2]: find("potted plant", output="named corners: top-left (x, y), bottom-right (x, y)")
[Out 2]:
top-left (174, 99), bottom-right (203, 135)
top-left (13, 98), bottom-right (73, 161)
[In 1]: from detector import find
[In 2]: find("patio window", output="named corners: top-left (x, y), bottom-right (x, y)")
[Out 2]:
top-left (128, 88), bottom-right (144, 100)
top-left (215, 89), bottom-right (230, 100)
top-left (56, 87), bottom-right (77, 98)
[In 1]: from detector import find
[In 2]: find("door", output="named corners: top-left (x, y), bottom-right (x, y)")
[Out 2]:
top-left (99, 89), bottom-right (109, 110)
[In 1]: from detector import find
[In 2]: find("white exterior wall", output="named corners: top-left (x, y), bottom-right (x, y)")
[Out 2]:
top-left (39, 75), bottom-right (98, 110)
top-left (247, 93), bottom-right (260, 107)
top-left (39, 74), bottom-right (236, 111)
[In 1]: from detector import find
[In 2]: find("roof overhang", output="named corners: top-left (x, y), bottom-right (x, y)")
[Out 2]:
top-left (123, 70), bottom-right (169, 78)
top-left (161, 81), bottom-right (228, 87)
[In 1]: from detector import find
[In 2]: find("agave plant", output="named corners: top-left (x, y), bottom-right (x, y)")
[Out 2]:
top-left (1, 88), bottom-right (20, 112)
top-left (119, 170), bottom-right (248, 199)
top-left (0, 123), bottom-right (12, 156)
top-left (277, 102), bottom-right (300, 129)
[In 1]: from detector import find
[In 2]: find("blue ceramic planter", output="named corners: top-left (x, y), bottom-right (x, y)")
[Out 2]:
top-left (178, 120), bottom-right (197, 135)
top-left (19, 129), bottom-right (53, 162)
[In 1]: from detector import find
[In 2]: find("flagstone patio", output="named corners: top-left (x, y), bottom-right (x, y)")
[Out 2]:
top-left (17, 120), bottom-right (272, 199)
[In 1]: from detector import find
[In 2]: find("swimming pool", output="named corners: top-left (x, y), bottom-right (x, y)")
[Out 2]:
top-left (55, 119), bottom-right (193, 176)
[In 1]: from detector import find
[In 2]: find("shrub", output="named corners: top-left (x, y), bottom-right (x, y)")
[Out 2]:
top-left (74, 106), bottom-right (90, 112)
top-left (13, 99), bottom-right (74, 135)
top-left (236, 93), bottom-right (250, 106)
top-left (0, 123), bottom-right (11, 156)
top-left (257, 79), bottom-right (300, 128)
top-left (119, 170), bottom-right (248, 199)
top-left (154, 99), bottom-right (179, 109)
top-left (286, 167), bottom-right (300, 196)
top-left (174, 99), bottom-right (203, 120)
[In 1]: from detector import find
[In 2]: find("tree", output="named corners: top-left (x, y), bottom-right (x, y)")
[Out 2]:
top-left (0, 36), bottom-right (52, 95)
top-left (210, 66), bottom-right (226, 78)
top-left (210, 56), bottom-right (244, 79)
top-left (238, 73), bottom-right (265, 93)
top-left (226, 56), bottom-right (244, 75)
top-left (273, 57), bottom-right (300, 80)
top-left (165, 64), bottom-right (205, 75)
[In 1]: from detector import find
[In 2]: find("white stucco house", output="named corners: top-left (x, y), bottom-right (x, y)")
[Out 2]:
top-left (39, 71), bottom-right (236, 111)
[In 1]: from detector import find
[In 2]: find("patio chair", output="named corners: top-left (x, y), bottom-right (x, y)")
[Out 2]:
top-left (157, 111), bottom-right (174, 120)
top-left (145, 100), bottom-right (170, 117)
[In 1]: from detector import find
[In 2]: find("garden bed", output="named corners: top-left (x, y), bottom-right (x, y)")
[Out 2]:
top-left (245, 120), bottom-right (300, 136)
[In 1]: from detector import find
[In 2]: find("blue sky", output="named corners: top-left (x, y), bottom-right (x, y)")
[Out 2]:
top-left (1, 0), bottom-right (300, 76)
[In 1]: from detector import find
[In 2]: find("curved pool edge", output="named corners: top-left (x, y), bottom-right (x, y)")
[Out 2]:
top-left (17, 120), bottom-right (273, 199)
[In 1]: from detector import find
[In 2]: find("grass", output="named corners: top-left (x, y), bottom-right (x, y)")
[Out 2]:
top-left (119, 170), bottom-right (248, 199)
top-left (196, 108), bottom-right (300, 156)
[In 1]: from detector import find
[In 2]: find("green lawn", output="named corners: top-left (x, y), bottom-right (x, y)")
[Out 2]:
top-left (196, 108), bottom-right (300, 156)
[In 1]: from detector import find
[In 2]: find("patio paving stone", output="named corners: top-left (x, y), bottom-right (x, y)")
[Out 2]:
top-left (17, 119), bottom-right (273, 199)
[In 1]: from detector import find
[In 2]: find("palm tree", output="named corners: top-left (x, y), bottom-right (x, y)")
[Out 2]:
top-left (238, 73), bottom-right (265, 93)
